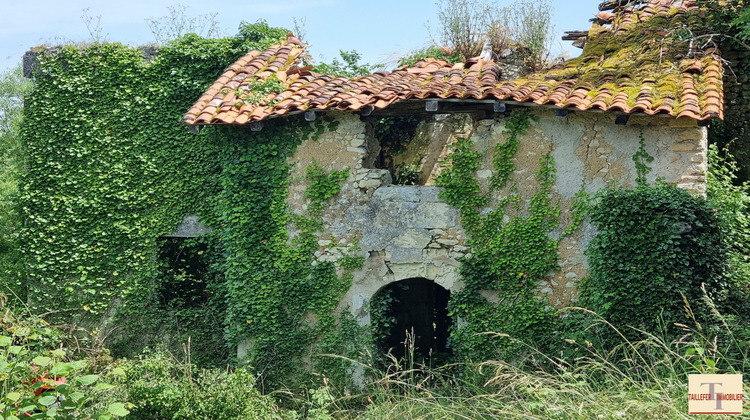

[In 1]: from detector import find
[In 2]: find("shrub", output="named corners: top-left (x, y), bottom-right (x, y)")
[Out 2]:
top-left (579, 184), bottom-right (728, 340)
top-left (706, 144), bottom-right (750, 355)
top-left (117, 349), bottom-right (296, 419)
top-left (0, 303), bottom-right (128, 419)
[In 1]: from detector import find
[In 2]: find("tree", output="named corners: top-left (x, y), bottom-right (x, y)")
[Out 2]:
top-left (314, 50), bottom-right (374, 77)
top-left (146, 4), bottom-right (222, 45)
top-left (0, 64), bottom-right (32, 300)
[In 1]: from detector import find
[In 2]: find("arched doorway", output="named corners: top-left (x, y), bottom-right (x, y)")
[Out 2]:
top-left (372, 278), bottom-right (452, 362)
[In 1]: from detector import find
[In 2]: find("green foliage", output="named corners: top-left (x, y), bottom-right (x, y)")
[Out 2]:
top-left (20, 22), bottom-right (368, 389)
top-left (0, 306), bottom-right (128, 419)
top-left (706, 144), bottom-right (750, 350)
top-left (0, 65), bottom-right (31, 302)
top-left (708, 144), bottom-right (750, 284)
top-left (314, 50), bottom-right (374, 78)
top-left (437, 110), bottom-right (579, 359)
top-left (579, 184), bottom-right (728, 340)
top-left (698, 1), bottom-right (750, 42)
top-left (392, 164), bottom-right (421, 185)
top-left (18, 25), bottom-right (292, 366)
top-left (369, 288), bottom-right (396, 347)
top-left (112, 236), bottom-right (228, 368)
top-left (305, 162), bottom-right (349, 216)
top-left (359, 307), bottom-right (750, 419)
top-left (20, 30), bottom-right (283, 316)
top-left (489, 109), bottom-right (534, 190)
top-left (237, 19), bottom-right (291, 50)
top-left (732, 2), bottom-right (750, 42)
top-left (633, 131), bottom-right (654, 187)
top-left (396, 46), bottom-right (463, 68)
top-left (211, 122), bottom-right (364, 389)
top-left (117, 349), bottom-right (295, 419)
top-left (699, 0), bottom-right (750, 182)
top-left (237, 75), bottom-right (286, 106)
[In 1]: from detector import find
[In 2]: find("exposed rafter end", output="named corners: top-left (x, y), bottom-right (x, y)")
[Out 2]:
top-left (250, 121), bottom-right (264, 132)
top-left (615, 114), bottom-right (630, 126)
top-left (304, 110), bottom-right (316, 122)
top-left (493, 101), bottom-right (507, 113)
top-left (698, 119), bottom-right (711, 127)
top-left (360, 104), bottom-right (374, 117)
top-left (188, 125), bottom-right (202, 134)
top-left (555, 109), bottom-right (570, 118)
top-left (425, 100), bottom-right (439, 112)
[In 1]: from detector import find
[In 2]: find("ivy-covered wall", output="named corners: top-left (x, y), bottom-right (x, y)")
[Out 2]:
top-left (287, 110), bottom-right (709, 316)
top-left (18, 29), bottom-right (713, 388)
top-left (20, 31), bottom-right (377, 390)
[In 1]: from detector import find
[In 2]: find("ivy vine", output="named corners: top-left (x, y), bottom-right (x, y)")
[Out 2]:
top-left (20, 25), bottom-right (366, 390)
top-left (437, 110), bottom-right (583, 359)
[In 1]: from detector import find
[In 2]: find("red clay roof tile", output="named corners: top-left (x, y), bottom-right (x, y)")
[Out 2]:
top-left (183, 0), bottom-right (722, 125)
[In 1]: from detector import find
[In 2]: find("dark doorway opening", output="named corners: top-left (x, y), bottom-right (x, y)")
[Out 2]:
top-left (157, 237), bottom-right (210, 307)
top-left (373, 278), bottom-right (452, 363)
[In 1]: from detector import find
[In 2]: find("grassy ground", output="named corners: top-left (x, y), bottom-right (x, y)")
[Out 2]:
top-left (310, 307), bottom-right (750, 419)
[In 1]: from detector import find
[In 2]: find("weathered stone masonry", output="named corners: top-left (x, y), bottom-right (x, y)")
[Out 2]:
top-left (284, 109), bottom-right (708, 322)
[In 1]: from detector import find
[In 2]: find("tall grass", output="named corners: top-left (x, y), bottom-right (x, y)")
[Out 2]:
top-left (316, 296), bottom-right (749, 419)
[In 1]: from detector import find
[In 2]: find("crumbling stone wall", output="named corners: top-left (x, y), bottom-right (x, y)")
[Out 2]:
top-left (284, 109), bottom-right (708, 320)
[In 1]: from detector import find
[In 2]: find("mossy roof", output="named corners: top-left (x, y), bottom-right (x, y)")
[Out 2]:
top-left (183, 0), bottom-right (722, 125)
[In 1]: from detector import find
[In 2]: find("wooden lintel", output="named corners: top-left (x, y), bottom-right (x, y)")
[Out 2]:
top-left (370, 100), bottom-right (513, 117)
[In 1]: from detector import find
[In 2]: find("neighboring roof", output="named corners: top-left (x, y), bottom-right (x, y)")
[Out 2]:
top-left (183, 0), bottom-right (722, 125)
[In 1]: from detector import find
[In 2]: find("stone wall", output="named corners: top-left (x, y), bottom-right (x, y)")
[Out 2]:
top-left (284, 109), bottom-right (708, 322)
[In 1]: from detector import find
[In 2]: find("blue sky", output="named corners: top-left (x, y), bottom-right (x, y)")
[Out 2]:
top-left (2, 0), bottom-right (602, 73)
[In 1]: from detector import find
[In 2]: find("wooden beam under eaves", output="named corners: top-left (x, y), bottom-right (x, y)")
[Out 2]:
top-left (370, 100), bottom-right (513, 117)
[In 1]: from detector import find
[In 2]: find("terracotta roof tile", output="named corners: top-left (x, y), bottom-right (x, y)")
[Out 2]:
top-left (183, 0), bottom-right (722, 125)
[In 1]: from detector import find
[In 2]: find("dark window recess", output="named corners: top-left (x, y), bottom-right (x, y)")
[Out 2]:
top-left (157, 238), bottom-right (210, 307)
top-left (373, 114), bottom-right (458, 186)
top-left (374, 115), bottom-right (424, 185)
top-left (374, 278), bottom-right (452, 363)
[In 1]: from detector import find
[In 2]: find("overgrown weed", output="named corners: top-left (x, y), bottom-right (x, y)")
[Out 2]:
top-left (317, 297), bottom-right (749, 419)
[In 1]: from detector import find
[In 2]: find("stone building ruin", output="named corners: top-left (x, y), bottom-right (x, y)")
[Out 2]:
top-left (182, 0), bottom-right (721, 360)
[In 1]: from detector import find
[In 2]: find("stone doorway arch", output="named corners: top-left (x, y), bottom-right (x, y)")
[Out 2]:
top-left (372, 277), bottom-right (452, 362)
